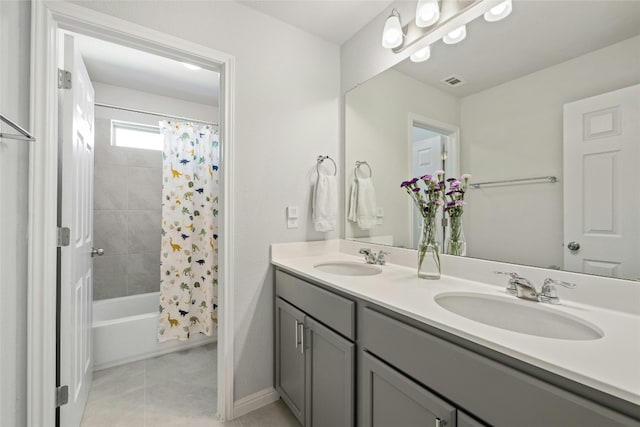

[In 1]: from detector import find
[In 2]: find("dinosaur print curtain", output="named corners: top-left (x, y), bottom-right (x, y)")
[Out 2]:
top-left (158, 121), bottom-right (219, 342)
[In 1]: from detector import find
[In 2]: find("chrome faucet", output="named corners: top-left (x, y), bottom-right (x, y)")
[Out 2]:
top-left (494, 272), bottom-right (576, 304)
top-left (359, 248), bottom-right (390, 265)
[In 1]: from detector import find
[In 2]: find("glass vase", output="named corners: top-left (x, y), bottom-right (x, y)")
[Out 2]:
top-left (446, 216), bottom-right (466, 256)
top-left (417, 216), bottom-right (441, 280)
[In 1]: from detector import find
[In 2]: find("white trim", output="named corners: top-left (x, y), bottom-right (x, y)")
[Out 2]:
top-left (232, 387), bottom-right (280, 418)
top-left (29, 1), bottom-right (236, 423)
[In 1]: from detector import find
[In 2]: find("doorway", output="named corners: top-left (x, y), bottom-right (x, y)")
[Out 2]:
top-left (30, 3), bottom-right (236, 425)
top-left (408, 115), bottom-right (460, 249)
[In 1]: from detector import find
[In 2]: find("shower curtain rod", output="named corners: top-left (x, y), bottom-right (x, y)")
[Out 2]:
top-left (94, 102), bottom-right (218, 127)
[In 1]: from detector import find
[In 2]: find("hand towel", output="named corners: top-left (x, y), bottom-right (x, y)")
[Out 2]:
top-left (355, 176), bottom-right (377, 230)
top-left (348, 179), bottom-right (358, 223)
top-left (313, 173), bottom-right (337, 232)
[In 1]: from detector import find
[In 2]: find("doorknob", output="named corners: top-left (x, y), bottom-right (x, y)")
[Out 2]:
top-left (567, 241), bottom-right (580, 252)
top-left (91, 248), bottom-right (105, 257)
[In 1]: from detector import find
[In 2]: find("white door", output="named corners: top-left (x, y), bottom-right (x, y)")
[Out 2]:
top-left (59, 33), bottom-right (95, 427)
top-left (411, 134), bottom-right (445, 248)
top-left (563, 84), bottom-right (640, 280)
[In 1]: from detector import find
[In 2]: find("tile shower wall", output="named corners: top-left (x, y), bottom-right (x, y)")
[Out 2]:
top-left (92, 113), bottom-right (162, 300)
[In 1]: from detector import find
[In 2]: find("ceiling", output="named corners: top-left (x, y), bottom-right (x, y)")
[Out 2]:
top-left (239, 0), bottom-right (394, 44)
top-left (394, 1), bottom-right (640, 98)
top-left (75, 35), bottom-right (219, 106)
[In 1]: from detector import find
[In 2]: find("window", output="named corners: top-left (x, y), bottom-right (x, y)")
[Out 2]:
top-left (111, 120), bottom-right (163, 151)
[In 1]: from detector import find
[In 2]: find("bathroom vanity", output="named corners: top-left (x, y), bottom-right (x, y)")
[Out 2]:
top-left (272, 241), bottom-right (640, 427)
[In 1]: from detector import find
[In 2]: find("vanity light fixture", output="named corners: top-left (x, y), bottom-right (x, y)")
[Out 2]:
top-left (484, 0), bottom-right (513, 22)
top-left (182, 63), bottom-right (201, 71)
top-left (415, 0), bottom-right (440, 28)
top-left (443, 25), bottom-right (467, 44)
top-left (410, 45), bottom-right (431, 63)
top-left (381, 9), bottom-right (403, 49)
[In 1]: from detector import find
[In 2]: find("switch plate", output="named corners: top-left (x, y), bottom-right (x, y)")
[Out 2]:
top-left (287, 206), bottom-right (299, 229)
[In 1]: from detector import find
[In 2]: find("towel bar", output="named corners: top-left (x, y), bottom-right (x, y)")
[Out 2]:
top-left (0, 113), bottom-right (35, 142)
top-left (317, 155), bottom-right (337, 176)
top-left (355, 160), bottom-right (372, 178)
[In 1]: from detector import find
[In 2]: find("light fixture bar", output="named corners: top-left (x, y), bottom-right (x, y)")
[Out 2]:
top-left (391, 0), bottom-right (490, 53)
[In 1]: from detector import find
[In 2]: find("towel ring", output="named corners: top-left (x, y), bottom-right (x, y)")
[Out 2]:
top-left (355, 160), bottom-right (372, 178)
top-left (317, 155), bottom-right (337, 176)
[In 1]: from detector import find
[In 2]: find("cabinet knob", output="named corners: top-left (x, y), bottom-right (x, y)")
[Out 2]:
top-left (435, 418), bottom-right (444, 427)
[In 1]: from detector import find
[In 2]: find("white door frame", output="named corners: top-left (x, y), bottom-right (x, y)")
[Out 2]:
top-left (407, 113), bottom-right (460, 248)
top-left (28, 2), bottom-right (236, 425)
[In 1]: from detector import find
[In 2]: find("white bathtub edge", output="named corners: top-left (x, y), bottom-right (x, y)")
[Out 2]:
top-left (94, 335), bottom-right (217, 371)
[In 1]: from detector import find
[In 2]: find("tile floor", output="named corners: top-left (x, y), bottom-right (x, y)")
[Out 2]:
top-left (81, 343), bottom-right (300, 427)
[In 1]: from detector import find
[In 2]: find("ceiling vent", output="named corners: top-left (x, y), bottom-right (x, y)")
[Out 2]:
top-left (441, 75), bottom-right (466, 87)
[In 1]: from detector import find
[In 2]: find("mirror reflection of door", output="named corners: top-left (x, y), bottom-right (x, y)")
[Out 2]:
top-left (411, 124), bottom-right (447, 248)
top-left (563, 84), bottom-right (640, 280)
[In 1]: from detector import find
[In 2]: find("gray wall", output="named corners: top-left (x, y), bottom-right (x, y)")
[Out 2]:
top-left (92, 108), bottom-right (162, 300)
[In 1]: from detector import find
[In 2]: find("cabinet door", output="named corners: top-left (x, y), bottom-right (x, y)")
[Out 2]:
top-left (276, 297), bottom-right (306, 424)
top-left (305, 317), bottom-right (355, 427)
top-left (361, 351), bottom-right (456, 427)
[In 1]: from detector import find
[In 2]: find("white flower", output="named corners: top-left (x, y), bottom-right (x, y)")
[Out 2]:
top-left (461, 173), bottom-right (472, 181)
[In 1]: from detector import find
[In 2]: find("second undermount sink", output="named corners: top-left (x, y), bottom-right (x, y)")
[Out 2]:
top-left (435, 292), bottom-right (604, 341)
top-left (314, 261), bottom-right (382, 276)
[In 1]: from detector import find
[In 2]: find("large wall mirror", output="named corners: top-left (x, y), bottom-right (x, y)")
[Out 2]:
top-left (345, 1), bottom-right (640, 281)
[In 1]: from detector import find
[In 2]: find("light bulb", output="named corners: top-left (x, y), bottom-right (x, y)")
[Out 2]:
top-left (410, 45), bottom-right (431, 63)
top-left (484, 0), bottom-right (513, 22)
top-left (183, 63), bottom-right (201, 71)
top-left (442, 25), bottom-right (467, 44)
top-left (381, 11), bottom-right (403, 49)
top-left (415, 0), bottom-right (440, 28)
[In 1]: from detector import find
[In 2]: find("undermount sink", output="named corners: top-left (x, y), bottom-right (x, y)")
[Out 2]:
top-left (313, 261), bottom-right (382, 276)
top-left (435, 292), bottom-right (604, 341)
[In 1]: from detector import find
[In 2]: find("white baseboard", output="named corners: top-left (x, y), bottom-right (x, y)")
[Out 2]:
top-left (233, 387), bottom-right (280, 418)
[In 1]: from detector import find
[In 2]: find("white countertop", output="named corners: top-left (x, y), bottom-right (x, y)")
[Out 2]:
top-left (271, 241), bottom-right (640, 407)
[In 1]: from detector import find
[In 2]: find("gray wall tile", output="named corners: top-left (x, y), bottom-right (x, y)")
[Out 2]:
top-left (127, 147), bottom-right (162, 168)
top-left (128, 167), bottom-right (162, 211)
top-left (92, 113), bottom-right (164, 301)
top-left (94, 117), bottom-right (131, 167)
top-left (127, 252), bottom-right (161, 296)
top-left (95, 163), bottom-right (128, 211)
top-left (128, 210), bottom-right (162, 253)
top-left (93, 255), bottom-right (128, 300)
top-left (94, 211), bottom-right (128, 255)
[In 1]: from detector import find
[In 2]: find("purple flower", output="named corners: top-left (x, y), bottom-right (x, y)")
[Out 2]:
top-left (455, 200), bottom-right (467, 206)
top-left (412, 188), bottom-right (420, 193)
top-left (446, 177), bottom-right (457, 182)
top-left (420, 174), bottom-right (432, 181)
top-left (400, 181), bottom-right (411, 187)
top-left (410, 177), bottom-right (419, 184)
top-left (436, 198), bottom-right (444, 206)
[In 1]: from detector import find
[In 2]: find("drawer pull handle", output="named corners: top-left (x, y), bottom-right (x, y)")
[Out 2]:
top-left (294, 320), bottom-right (299, 349)
top-left (435, 418), bottom-right (445, 427)
top-left (299, 323), bottom-right (305, 354)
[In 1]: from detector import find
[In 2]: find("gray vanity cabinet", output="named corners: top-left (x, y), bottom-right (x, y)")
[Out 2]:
top-left (361, 351), bottom-right (456, 427)
top-left (275, 270), bottom-right (356, 427)
top-left (305, 316), bottom-right (355, 427)
top-left (276, 297), bottom-right (307, 423)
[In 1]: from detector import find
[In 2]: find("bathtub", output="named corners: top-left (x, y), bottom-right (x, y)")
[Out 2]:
top-left (92, 292), bottom-right (216, 370)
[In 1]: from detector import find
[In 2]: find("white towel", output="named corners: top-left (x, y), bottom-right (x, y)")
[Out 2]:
top-left (312, 173), bottom-right (337, 232)
top-left (348, 176), bottom-right (377, 230)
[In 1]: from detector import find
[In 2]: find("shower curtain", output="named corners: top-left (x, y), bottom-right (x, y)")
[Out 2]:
top-left (158, 121), bottom-right (219, 341)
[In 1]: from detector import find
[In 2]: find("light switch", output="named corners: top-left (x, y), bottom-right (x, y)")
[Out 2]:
top-left (287, 206), bottom-right (299, 229)
top-left (376, 207), bottom-right (384, 225)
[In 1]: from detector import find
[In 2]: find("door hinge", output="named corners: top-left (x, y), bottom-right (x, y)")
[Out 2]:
top-left (56, 385), bottom-right (69, 408)
top-left (58, 69), bottom-right (72, 89)
top-left (57, 227), bottom-right (70, 247)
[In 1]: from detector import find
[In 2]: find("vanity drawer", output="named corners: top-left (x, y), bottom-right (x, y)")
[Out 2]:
top-left (361, 307), bottom-right (638, 427)
top-left (276, 269), bottom-right (355, 340)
